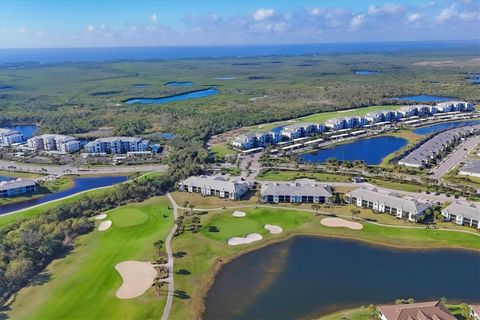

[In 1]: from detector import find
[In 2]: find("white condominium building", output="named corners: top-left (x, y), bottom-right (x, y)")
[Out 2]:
top-left (0, 128), bottom-right (24, 146)
top-left (260, 179), bottom-right (333, 204)
top-left (179, 175), bottom-right (249, 200)
top-left (85, 137), bottom-right (149, 154)
top-left (27, 134), bottom-right (81, 153)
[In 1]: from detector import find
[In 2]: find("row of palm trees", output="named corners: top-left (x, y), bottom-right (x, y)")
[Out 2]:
top-left (152, 239), bottom-right (169, 297)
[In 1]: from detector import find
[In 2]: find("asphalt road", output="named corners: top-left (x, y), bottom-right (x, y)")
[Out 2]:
top-left (432, 135), bottom-right (480, 179)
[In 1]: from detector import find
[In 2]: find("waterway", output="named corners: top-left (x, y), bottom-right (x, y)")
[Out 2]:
top-left (0, 175), bottom-right (127, 215)
top-left (413, 119), bottom-right (480, 135)
top-left (299, 136), bottom-right (407, 165)
top-left (390, 95), bottom-right (455, 102)
top-left (353, 70), bottom-right (379, 75)
top-left (204, 236), bottom-right (480, 319)
top-left (2, 124), bottom-right (38, 138)
top-left (123, 87), bottom-right (219, 105)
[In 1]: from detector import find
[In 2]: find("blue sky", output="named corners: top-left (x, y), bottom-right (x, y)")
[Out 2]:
top-left (0, 0), bottom-right (479, 48)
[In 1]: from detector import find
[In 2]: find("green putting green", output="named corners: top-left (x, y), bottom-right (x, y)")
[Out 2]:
top-left (109, 207), bottom-right (149, 227)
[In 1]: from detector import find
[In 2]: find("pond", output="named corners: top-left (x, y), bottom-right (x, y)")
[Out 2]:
top-left (0, 175), bottom-right (127, 215)
top-left (353, 70), bottom-right (379, 75)
top-left (389, 95), bottom-right (455, 102)
top-left (215, 77), bottom-right (235, 80)
top-left (0, 85), bottom-right (13, 90)
top-left (468, 75), bottom-right (480, 84)
top-left (299, 136), bottom-right (407, 165)
top-left (413, 119), bottom-right (480, 135)
top-left (165, 81), bottom-right (193, 87)
top-left (159, 132), bottom-right (176, 139)
top-left (2, 124), bottom-right (38, 138)
top-left (123, 87), bottom-right (219, 105)
top-left (204, 236), bottom-right (480, 320)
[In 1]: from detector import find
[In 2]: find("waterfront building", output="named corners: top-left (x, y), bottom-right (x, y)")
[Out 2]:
top-left (27, 134), bottom-right (81, 153)
top-left (178, 175), bottom-right (249, 200)
top-left (458, 160), bottom-right (480, 178)
top-left (231, 134), bottom-right (256, 149)
top-left (441, 201), bottom-right (480, 229)
top-left (346, 187), bottom-right (431, 222)
top-left (364, 111), bottom-right (384, 123)
top-left (281, 123), bottom-right (319, 139)
top-left (471, 305), bottom-right (480, 320)
top-left (0, 178), bottom-right (37, 197)
top-left (260, 179), bottom-right (333, 204)
top-left (84, 137), bottom-right (149, 154)
top-left (398, 124), bottom-right (480, 168)
top-left (436, 100), bottom-right (474, 112)
top-left (0, 128), bottom-right (24, 146)
top-left (377, 301), bottom-right (455, 320)
top-left (325, 118), bottom-right (346, 130)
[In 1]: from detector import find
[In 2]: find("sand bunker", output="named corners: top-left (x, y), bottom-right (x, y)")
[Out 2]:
top-left (94, 213), bottom-right (107, 220)
top-left (115, 261), bottom-right (157, 299)
top-left (227, 233), bottom-right (263, 246)
top-left (320, 217), bottom-right (363, 230)
top-left (232, 211), bottom-right (246, 217)
top-left (98, 220), bottom-right (112, 231)
top-left (264, 224), bottom-right (283, 234)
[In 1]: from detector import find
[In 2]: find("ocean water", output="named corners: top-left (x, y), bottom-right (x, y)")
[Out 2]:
top-left (1, 41), bottom-right (477, 65)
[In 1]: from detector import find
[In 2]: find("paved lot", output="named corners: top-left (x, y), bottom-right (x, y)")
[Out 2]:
top-left (432, 135), bottom-right (480, 179)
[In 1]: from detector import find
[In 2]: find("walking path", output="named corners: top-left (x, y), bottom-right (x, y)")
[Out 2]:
top-left (162, 193), bottom-right (179, 320)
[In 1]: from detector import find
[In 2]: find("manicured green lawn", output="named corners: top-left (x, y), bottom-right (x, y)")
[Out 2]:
top-left (7, 197), bottom-right (173, 320)
top-left (210, 143), bottom-right (237, 157)
top-left (0, 169), bottom-right (45, 179)
top-left (257, 169), bottom-right (352, 182)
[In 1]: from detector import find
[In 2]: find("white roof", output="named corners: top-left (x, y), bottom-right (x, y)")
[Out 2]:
top-left (180, 175), bottom-right (248, 193)
top-left (442, 201), bottom-right (479, 221)
top-left (261, 179), bottom-right (333, 197)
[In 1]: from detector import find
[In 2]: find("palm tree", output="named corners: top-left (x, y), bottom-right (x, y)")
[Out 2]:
top-left (153, 240), bottom-right (164, 256)
top-left (152, 279), bottom-right (164, 296)
top-left (311, 204), bottom-right (320, 215)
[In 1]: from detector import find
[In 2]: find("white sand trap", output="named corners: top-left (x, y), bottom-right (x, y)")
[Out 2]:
top-left (320, 217), bottom-right (363, 230)
top-left (94, 213), bottom-right (107, 220)
top-left (228, 233), bottom-right (263, 246)
top-left (264, 224), bottom-right (283, 234)
top-left (98, 220), bottom-right (112, 231)
top-left (115, 261), bottom-right (157, 299)
top-left (232, 211), bottom-right (246, 217)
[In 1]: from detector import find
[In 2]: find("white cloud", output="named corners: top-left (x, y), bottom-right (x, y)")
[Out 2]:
top-left (19, 27), bottom-right (28, 34)
top-left (86, 25), bottom-right (94, 32)
top-left (406, 12), bottom-right (423, 24)
top-left (350, 14), bottom-right (365, 30)
top-left (368, 4), bottom-right (404, 15)
top-left (254, 8), bottom-right (274, 21)
top-left (150, 13), bottom-right (157, 24)
top-left (307, 7), bottom-right (326, 17)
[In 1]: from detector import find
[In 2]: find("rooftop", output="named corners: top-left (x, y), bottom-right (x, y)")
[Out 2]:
top-left (180, 175), bottom-right (248, 193)
top-left (0, 178), bottom-right (36, 191)
top-left (442, 201), bottom-right (480, 221)
top-left (459, 160), bottom-right (480, 174)
top-left (377, 301), bottom-right (456, 320)
top-left (261, 179), bottom-right (332, 197)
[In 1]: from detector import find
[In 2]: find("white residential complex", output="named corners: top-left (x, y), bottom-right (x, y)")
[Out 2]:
top-left (27, 134), bottom-right (81, 153)
top-left (260, 179), bottom-right (333, 204)
top-left (346, 187), bottom-right (431, 222)
top-left (0, 128), bottom-right (24, 146)
top-left (458, 160), bottom-right (480, 178)
top-left (84, 137), bottom-right (149, 154)
top-left (398, 124), bottom-right (480, 168)
top-left (178, 175), bottom-right (249, 200)
top-left (231, 100), bottom-right (474, 150)
top-left (441, 201), bottom-right (480, 229)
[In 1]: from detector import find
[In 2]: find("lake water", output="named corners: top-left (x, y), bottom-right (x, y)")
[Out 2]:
top-left (215, 77), bottom-right (235, 80)
top-left (2, 124), bottom-right (38, 138)
top-left (469, 75), bottom-right (480, 84)
top-left (0, 85), bottom-right (12, 90)
top-left (414, 119), bottom-right (480, 135)
top-left (204, 236), bottom-right (480, 319)
top-left (0, 175), bottom-right (127, 215)
top-left (124, 87), bottom-right (219, 105)
top-left (299, 136), bottom-right (407, 165)
top-left (165, 81), bottom-right (192, 87)
top-left (353, 70), bottom-right (379, 75)
top-left (390, 95), bottom-right (455, 102)
top-left (159, 132), bottom-right (176, 139)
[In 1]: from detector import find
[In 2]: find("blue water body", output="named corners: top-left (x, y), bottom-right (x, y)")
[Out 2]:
top-left (0, 41), bottom-right (477, 65)
top-left (165, 81), bottom-right (192, 87)
top-left (215, 77), bottom-right (235, 80)
top-left (0, 85), bottom-right (12, 90)
top-left (2, 124), bottom-right (38, 138)
top-left (124, 87), bottom-right (219, 105)
top-left (299, 136), bottom-right (407, 165)
top-left (132, 83), bottom-right (151, 88)
top-left (469, 75), bottom-right (480, 84)
top-left (353, 70), bottom-right (379, 75)
top-left (413, 119), bottom-right (480, 135)
top-left (159, 132), bottom-right (176, 139)
top-left (204, 236), bottom-right (480, 319)
top-left (391, 95), bottom-right (455, 102)
top-left (0, 175), bottom-right (127, 215)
